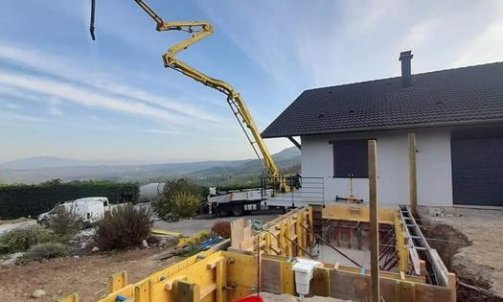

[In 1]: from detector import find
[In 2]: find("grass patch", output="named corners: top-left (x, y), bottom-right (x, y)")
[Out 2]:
top-left (17, 242), bottom-right (68, 264)
top-left (0, 225), bottom-right (64, 254)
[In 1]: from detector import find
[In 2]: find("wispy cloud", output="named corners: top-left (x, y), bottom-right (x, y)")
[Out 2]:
top-left (0, 70), bottom-right (191, 125)
top-left (0, 44), bottom-right (223, 123)
top-left (144, 128), bottom-right (180, 135)
top-left (1, 101), bottom-right (21, 110)
top-left (201, 0), bottom-right (503, 89)
top-left (0, 112), bottom-right (46, 123)
top-left (48, 106), bottom-right (64, 116)
top-left (200, 1), bottom-right (304, 93)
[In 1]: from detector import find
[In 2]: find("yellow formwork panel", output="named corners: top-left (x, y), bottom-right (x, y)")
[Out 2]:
top-left (254, 207), bottom-right (313, 257)
top-left (108, 271), bottom-right (128, 294)
top-left (394, 213), bottom-right (410, 272)
top-left (64, 249), bottom-right (454, 302)
top-left (231, 208), bottom-right (297, 255)
top-left (62, 206), bottom-right (456, 302)
top-left (56, 293), bottom-right (79, 302)
top-left (322, 204), bottom-right (396, 224)
top-left (279, 261), bottom-right (295, 295)
top-left (97, 250), bottom-right (224, 302)
top-left (223, 251), bottom-right (259, 301)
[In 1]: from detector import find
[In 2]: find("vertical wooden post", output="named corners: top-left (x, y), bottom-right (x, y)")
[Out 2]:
top-left (368, 140), bottom-right (380, 302)
top-left (448, 273), bottom-right (457, 302)
top-left (408, 132), bottom-right (418, 215)
top-left (256, 235), bottom-right (261, 296)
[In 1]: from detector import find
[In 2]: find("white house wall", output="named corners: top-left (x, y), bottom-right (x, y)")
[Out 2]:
top-left (415, 131), bottom-right (453, 206)
top-left (300, 129), bottom-right (453, 206)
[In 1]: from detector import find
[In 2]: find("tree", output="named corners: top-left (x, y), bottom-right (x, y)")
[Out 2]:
top-left (153, 179), bottom-right (204, 219)
top-left (171, 191), bottom-right (201, 218)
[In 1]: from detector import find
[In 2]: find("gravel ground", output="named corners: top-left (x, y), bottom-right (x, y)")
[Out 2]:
top-left (419, 206), bottom-right (503, 300)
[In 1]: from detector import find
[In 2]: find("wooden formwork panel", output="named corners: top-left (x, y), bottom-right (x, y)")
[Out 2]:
top-left (330, 269), bottom-right (370, 300)
top-left (261, 259), bottom-right (281, 294)
top-left (326, 267), bottom-right (453, 302)
top-left (224, 251), bottom-right (453, 302)
top-left (311, 267), bottom-right (330, 297)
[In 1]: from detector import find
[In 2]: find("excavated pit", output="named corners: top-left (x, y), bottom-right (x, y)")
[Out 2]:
top-left (320, 220), bottom-right (396, 271)
top-left (420, 211), bottom-right (503, 302)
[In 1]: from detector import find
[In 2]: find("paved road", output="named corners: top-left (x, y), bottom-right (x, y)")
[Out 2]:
top-left (153, 213), bottom-right (278, 236)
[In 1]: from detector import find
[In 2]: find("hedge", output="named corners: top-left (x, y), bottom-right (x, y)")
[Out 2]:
top-left (0, 180), bottom-right (139, 219)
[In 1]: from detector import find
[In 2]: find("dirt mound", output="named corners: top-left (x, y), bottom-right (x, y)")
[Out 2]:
top-left (420, 207), bottom-right (503, 301)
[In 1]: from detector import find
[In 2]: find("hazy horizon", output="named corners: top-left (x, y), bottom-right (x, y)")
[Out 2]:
top-left (0, 146), bottom-right (300, 169)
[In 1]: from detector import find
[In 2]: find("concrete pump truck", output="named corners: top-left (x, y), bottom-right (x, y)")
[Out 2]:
top-left (89, 0), bottom-right (297, 216)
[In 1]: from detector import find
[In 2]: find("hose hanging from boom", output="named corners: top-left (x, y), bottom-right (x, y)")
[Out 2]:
top-left (90, 0), bottom-right (96, 40)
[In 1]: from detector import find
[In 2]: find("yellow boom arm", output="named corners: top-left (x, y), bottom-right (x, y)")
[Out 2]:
top-left (133, 0), bottom-right (280, 180)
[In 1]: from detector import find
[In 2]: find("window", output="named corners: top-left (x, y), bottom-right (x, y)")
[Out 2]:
top-left (332, 139), bottom-right (369, 178)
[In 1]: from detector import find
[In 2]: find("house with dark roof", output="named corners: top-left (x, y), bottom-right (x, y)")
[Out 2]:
top-left (262, 51), bottom-right (503, 207)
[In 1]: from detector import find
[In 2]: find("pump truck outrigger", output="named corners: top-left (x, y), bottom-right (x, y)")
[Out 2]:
top-left (89, 0), bottom-right (298, 216)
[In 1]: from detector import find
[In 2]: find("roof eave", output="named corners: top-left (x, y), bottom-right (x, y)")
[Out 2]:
top-left (261, 118), bottom-right (503, 138)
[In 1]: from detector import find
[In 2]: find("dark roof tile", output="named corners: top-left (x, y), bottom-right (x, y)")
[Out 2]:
top-left (262, 62), bottom-right (503, 138)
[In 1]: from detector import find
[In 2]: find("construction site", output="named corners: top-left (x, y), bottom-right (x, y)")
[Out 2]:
top-left (53, 204), bottom-right (458, 302)
top-left (1, 0), bottom-right (503, 302)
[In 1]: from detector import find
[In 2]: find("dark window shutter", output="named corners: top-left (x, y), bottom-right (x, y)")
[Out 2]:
top-left (332, 140), bottom-right (369, 178)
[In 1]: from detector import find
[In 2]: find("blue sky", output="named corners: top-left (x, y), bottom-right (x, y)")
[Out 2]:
top-left (1, 0), bottom-right (502, 163)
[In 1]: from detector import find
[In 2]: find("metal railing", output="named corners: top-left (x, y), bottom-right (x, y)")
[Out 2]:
top-left (260, 176), bottom-right (325, 207)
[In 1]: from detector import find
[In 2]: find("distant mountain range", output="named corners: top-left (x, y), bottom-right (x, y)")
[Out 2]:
top-left (0, 147), bottom-right (300, 185)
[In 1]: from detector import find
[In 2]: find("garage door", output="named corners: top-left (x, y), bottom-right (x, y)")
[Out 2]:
top-left (451, 130), bottom-right (503, 206)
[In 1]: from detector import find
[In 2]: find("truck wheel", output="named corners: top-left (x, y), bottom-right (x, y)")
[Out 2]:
top-left (232, 204), bottom-right (244, 216)
top-left (217, 205), bottom-right (230, 217)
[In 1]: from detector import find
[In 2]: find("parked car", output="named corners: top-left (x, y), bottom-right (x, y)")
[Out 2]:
top-left (37, 197), bottom-right (111, 226)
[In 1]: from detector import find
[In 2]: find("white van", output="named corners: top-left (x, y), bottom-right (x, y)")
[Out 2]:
top-left (37, 197), bottom-right (111, 226)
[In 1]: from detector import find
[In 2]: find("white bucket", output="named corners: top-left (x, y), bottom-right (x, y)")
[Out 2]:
top-left (292, 258), bottom-right (322, 296)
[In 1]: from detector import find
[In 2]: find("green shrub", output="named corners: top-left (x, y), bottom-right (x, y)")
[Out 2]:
top-left (0, 225), bottom-right (62, 254)
top-left (171, 192), bottom-right (201, 219)
top-left (94, 204), bottom-right (153, 250)
top-left (22, 242), bottom-right (68, 262)
top-left (48, 206), bottom-right (84, 237)
top-left (153, 179), bottom-right (203, 219)
top-left (0, 243), bottom-right (9, 254)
